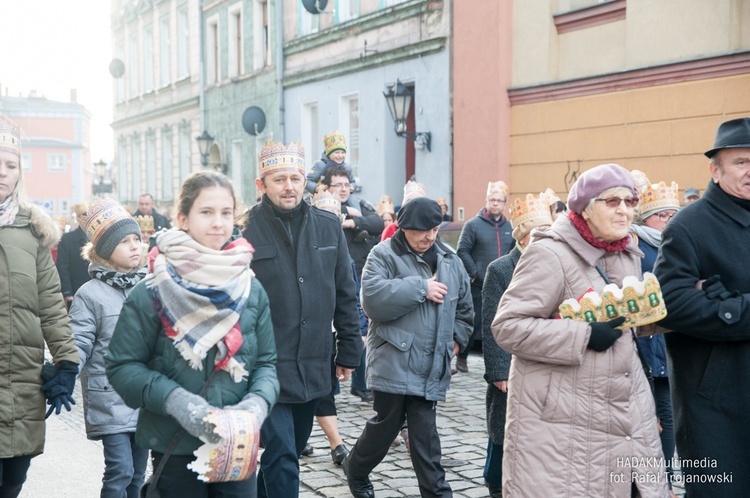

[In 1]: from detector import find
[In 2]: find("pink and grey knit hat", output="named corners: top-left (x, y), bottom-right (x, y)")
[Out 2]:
top-left (79, 197), bottom-right (141, 259)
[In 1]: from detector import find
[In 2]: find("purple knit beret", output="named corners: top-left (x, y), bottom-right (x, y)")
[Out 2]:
top-left (567, 163), bottom-right (637, 214)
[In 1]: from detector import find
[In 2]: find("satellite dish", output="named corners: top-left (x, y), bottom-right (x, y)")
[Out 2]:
top-left (109, 59), bottom-right (125, 78)
top-left (242, 106), bottom-right (266, 136)
top-left (301, 0), bottom-right (328, 14)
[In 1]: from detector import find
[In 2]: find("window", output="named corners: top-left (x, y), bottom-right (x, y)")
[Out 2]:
top-left (339, 95), bottom-right (360, 179)
top-left (21, 153), bottom-right (31, 172)
top-left (301, 101), bottom-right (319, 170)
top-left (337, 0), bottom-right (359, 23)
top-left (129, 31), bottom-right (139, 97)
top-left (254, 0), bottom-right (271, 70)
top-left (159, 15), bottom-right (170, 87)
top-left (143, 24), bottom-right (154, 93)
top-left (48, 153), bottom-right (66, 172)
top-left (115, 40), bottom-right (126, 103)
top-left (177, 5), bottom-right (190, 79)
top-left (146, 133), bottom-right (156, 195)
top-left (161, 128), bottom-right (174, 200)
top-left (179, 126), bottom-right (191, 183)
top-left (231, 140), bottom-right (243, 200)
top-left (207, 17), bottom-right (219, 84)
top-left (131, 136), bottom-right (142, 201)
top-left (228, 4), bottom-right (243, 78)
top-left (117, 140), bottom-right (128, 200)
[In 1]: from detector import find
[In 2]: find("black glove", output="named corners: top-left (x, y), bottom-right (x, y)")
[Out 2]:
top-left (702, 275), bottom-right (739, 300)
top-left (587, 317), bottom-right (626, 352)
top-left (40, 360), bottom-right (78, 418)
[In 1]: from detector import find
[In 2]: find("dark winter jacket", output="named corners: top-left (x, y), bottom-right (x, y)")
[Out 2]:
top-left (55, 226), bottom-right (91, 298)
top-left (105, 278), bottom-right (279, 456)
top-left (636, 238), bottom-right (668, 378)
top-left (457, 209), bottom-right (513, 288)
top-left (654, 179), bottom-right (750, 496)
top-left (0, 206), bottom-right (79, 458)
top-left (343, 198), bottom-right (384, 277)
top-left (481, 246), bottom-right (518, 444)
top-left (305, 152), bottom-right (356, 195)
top-left (242, 196), bottom-right (362, 403)
top-left (361, 232), bottom-right (473, 401)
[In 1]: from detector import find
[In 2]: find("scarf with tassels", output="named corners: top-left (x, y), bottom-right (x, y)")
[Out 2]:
top-left (568, 211), bottom-right (631, 253)
top-left (146, 230), bottom-right (254, 382)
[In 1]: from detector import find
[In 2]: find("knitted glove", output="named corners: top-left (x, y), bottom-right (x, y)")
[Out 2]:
top-left (164, 388), bottom-right (221, 443)
top-left (587, 317), bottom-right (626, 352)
top-left (40, 360), bottom-right (78, 419)
top-left (702, 275), bottom-right (740, 300)
top-left (225, 393), bottom-right (269, 427)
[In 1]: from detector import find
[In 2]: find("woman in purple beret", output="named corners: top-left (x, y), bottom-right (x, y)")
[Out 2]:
top-left (490, 164), bottom-right (669, 497)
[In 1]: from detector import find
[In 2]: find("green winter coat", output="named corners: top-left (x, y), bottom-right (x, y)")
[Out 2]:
top-left (0, 206), bottom-right (79, 458)
top-left (106, 276), bottom-right (279, 456)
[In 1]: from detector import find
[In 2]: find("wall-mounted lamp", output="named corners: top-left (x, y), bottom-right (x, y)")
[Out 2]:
top-left (196, 130), bottom-right (214, 167)
top-left (92, 159), bottom-right (113, 196)
top-left (383, 79), bottom-right (431, 152)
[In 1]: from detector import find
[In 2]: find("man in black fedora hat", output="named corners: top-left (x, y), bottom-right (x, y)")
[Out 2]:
top-left (654, 117), bottom-right (750, 497)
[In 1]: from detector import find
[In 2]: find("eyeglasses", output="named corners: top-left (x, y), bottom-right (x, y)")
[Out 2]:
top-left (488, 198), bottom-right (506, 204)
top-left (594, 197), bottom-right (639, 209)
top-left (656, 212), bottom-right (676, 222)
top-left (328, 183), bottom-right (351, 191)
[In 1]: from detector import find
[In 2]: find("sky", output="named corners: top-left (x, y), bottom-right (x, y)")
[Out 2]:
top-left (0, 0), bottom-right (114, 161)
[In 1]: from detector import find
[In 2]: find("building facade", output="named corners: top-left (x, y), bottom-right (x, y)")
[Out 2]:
top-left (0, 90), bottom-right (93, 218)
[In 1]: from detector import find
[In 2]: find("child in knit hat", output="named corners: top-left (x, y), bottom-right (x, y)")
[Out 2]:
top-left (69, 197), bottom-right (149, 497)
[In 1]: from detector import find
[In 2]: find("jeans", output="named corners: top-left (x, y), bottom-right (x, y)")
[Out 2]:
top-left (653, 377), bottom-right (675, 480)
top-left (150, 453), bottom-right (256, 498)
top-left (351, 346), bottom-right (368, 393)
top-left (0, 456), bottom-right (32, 498)
top-left (101, 432), bottom-right (149, 498)
top-left (257, 399), bottom-right (319, 498)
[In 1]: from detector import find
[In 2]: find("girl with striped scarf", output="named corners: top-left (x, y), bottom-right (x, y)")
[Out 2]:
top-left (106, 171), bottom-right (279, 498)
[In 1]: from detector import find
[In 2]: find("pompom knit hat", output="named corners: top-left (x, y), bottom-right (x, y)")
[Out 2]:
top-left (567, 163), bottom-right (637, 214)
top-left (79, 197), bottom-right (141, 259)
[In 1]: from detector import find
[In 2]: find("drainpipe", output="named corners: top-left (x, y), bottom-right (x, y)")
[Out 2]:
top-left (199, 0), bottom-right (206, 133)
top-left (276, 0), bottom-right (285, 142)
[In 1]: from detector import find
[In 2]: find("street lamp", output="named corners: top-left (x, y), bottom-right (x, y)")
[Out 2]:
top-left (383, 80), bottom-right (431, 152)
top-left (92, 159), bottom-right (113, 196)
top-left (195, 130), bottom-right (214, 166)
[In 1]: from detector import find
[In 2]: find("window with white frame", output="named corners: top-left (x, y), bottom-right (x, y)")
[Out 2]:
top-left (161, 128), bottom-right (174, 200)
top-left (143, 24), bottom-right (154, 93)
top-left (254, 0), bottom-right (271, 70)
top-left (159, 15), bottom-right (170, 87)
top-left (228, 4), bottom-right (243, 78)
top-left (179, 126), bottom-right (191, 183)
top-left (115, 40), bottom-right (126, 103)
top-left (21, 153), bottom-right (31, 172)
top-left (118, 139), bottom-right (128, 200)
top-left (48, 153), bottom-right (66, 172)
top-left (129, 32), bottom-right (139, 97)
top-left (337, 0), bottom-right (359, 23)
top-left (146, 133), bottom-right (156, 195)
top-left (339, 94), bottom-right (359, 179)
top-left (177, 5), bottom-right (190, 79)
top-left (300, 7), bottom-right (319, 36)
top-left (231, 140), bottom-right (243, 200)
top-left (207, 17), bottom-right (219, 84)
top-left (301, 101), bottom-right (319, 171)
top-left (131, 136), bottom-right (142, 201)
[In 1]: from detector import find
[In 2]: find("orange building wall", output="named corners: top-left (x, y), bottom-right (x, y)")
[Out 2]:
top-left (508, 73), bottom-right (750, 203)
top-left (452, 0), bottom-right (512, 220)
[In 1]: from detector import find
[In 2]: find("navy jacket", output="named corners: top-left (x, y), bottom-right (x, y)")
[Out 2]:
top-left (242, 196), bottom-right (361, 403)
top-left (457, 209), bottom-right (513, 287)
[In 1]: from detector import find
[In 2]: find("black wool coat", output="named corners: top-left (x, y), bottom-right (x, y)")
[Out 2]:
top-left (481, 247), bottom-right (518, 444)
top-left (242, 196), bottom-right (362, 404)
top-left (342, 198), bottom-right (384, 278)
top-left (55, 226), bottom-right (91, 298)
top-left (654, 180), bottom-right (750, 497)
top-left (458, 209), bottom-right (513, 288)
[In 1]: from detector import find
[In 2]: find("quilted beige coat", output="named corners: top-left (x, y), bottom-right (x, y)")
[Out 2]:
top-left (492, 216), bottom-right (668, 498)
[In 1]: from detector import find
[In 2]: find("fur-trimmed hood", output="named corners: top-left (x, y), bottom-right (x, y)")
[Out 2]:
top-left (15, 205), bottom-right (62, 249)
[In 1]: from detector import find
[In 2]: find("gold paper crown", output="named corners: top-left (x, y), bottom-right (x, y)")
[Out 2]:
top-left (135, 215), bottom-right (154, 234)
top-left (558, 272), bottom-right (667, 329)
top-left (486, 181), bottom-right (509, 198)
top-left (435, 197), bottom-right (448, 207)
top-left (258, 140), bottom-right (305, 178)
top-left (403, 181), bottom-right (427, 203)
top-left (639, 181), bottom-right (680, 217)
top-left (509, 192), bottom-right (554, 229)
top-left (324, 131), bottom-right (347, 156)
top-left (312, 190), bottom-right (341, 213)
top-left (0, 116), bottom-right (21, 156)
top-left (630, 170), bottom-right (652, 191)
top-left (543, 188), bottom-right (561, 207)
top-left (378, 194), bottom-right (395, 216)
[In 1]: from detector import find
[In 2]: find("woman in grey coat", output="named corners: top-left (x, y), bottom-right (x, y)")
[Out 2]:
top-left (481, 191), bottom-right (552, 497)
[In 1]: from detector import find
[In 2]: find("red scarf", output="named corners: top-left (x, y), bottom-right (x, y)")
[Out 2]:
top-left (568, 211), bottom-right (631, 253)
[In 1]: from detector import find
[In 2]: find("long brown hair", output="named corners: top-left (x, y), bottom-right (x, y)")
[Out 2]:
top-left (172, 171), bottom-right (246, 229)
